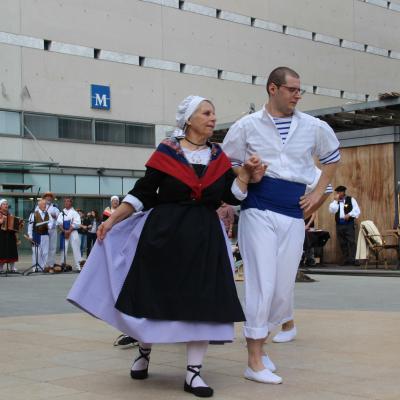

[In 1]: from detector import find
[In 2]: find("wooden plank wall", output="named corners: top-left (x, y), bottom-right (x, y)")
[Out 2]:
top-left (315, 143), bottom-right (397, 263)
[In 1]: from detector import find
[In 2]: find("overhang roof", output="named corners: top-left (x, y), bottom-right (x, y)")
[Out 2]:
top-left (212, 96), bottom-right (400, 142)
top-left (306, 96), bottom-right (400, 132)
top-left (0, 160), bottom-right (59, 171)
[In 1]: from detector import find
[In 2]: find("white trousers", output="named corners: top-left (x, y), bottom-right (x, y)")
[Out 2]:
top-left (238, 208), bottom-right (304, 339)
top-left (46, 229), bottom-right (57, 267)
top-left (60, 230), bottom-right (82, 269)
top-left (32, 235), bottom-right (49, 269)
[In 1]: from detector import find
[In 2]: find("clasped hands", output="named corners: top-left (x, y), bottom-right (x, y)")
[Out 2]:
top-left (240, 154), bottom-right (267, 183)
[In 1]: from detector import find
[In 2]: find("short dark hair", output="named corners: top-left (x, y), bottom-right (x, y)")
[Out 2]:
top-left (266, 66), bottom-right (300, 95)
top-left (334, 185), bottom-right (347, 193)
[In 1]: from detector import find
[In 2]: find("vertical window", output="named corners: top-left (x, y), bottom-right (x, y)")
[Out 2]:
top-left (76, 176), bottom-right (99, 195)
top-left (23, 174), bottom-right (50, 193)
top-left (95, 121), bottom-right (125, 144)
top-left (123, 177), bottom-right (138, 194)
top-left (50, 175), bottom-right (75, 194)
top-left (0, 110), bottom-right (20, 135)
top-left (24, 114), bottom-right (58, 139)
top-left (59, 117), bottom-right (92, 141)
top-left (126, 124), bottom-right (155, 146)
top-left (0, 172), bottom-right (23, 184)
top-left (100, 176), bottom-right (123, 195)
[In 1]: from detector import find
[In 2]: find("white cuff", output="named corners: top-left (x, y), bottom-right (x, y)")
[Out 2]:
top-left (123, 194), bottom-right (144, 212)
top-left (231, 179), bottom-right (247, 201)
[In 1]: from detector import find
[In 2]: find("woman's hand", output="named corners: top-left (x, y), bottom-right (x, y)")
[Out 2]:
top-left (97, 202), bottom-right (135, 242)
top-left (97, 220), bottom-right (114, 241)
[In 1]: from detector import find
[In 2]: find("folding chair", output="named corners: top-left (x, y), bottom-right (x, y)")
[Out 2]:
top-left (361, 222), bottom-right (399, 269)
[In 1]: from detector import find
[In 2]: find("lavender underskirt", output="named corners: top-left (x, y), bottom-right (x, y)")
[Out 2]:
top-left (67, 210), bottom-right (236, 343)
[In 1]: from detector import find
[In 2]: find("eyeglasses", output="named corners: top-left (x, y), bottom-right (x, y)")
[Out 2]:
top-left (278, 85), bottom-right (306, 96)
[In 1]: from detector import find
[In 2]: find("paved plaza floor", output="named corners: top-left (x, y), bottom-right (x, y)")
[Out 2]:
top-left (0, 256), bottom-right (399, 399)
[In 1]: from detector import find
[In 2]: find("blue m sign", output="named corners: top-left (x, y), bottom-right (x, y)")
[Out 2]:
top-left (91, 85), bottom-right (111, 110)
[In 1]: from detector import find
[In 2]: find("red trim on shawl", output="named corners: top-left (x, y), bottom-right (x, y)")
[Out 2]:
top-left (146, 149), bottom-right (232, 200)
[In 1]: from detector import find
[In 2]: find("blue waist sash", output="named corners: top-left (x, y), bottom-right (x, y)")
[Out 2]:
top-left (338, 218), bottom-right (354, 225)
top-left (241, 176), bottom-right (306, 219)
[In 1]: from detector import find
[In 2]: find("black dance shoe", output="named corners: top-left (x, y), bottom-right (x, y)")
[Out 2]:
top-left (184, 365), bottom-right (214, 398)
top-left (113, 334), bottom-right (138, 348)
top-left (130, 346), bottom-right (151, 380)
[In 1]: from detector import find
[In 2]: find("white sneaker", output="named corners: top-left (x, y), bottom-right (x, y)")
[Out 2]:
top-left (272, 327), bottom-right (297, 343)
top-left (262, 354), bottom-right (277, 372)
top-left (244, 367), bottom-right (282, 384)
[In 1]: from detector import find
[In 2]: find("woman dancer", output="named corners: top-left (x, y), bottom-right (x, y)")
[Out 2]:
top-left (68, 96), bottom-right (263, 397)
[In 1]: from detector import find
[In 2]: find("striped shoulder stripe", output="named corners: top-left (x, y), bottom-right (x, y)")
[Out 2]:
top-left (325, 184), bottom-right (334, 194)
top-left (319, 148), bottom-right (340, 164)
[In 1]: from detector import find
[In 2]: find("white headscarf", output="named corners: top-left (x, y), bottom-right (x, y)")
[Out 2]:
top-left (171, 95), bottom-right (209, 137)
top-left (0, 199), bottom-right (7, 207)
top-left (110, 196), bottom-right (119, 203)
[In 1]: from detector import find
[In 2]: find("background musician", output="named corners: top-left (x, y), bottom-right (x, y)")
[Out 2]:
top-left (42, 192), bottom-right (60, 271)
top-left (0, 198), bottom-right (19, 273)
top-left (329, 185), bottom-right (361, 266)
top-left (28, 199), bottom-right (50, 272)
top-left (56, 197), bottom-right (83, 272)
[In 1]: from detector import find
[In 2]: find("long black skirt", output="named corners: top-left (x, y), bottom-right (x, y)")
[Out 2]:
top-left (115, 203), bottom-right (245, 323)
top-left (0, 230), bottom-right (18, 263)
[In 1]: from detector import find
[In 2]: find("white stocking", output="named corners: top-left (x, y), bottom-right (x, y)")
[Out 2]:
top-left (186, 341), bottom-right (209, 388)
top-left (131, 342), bottom-right (152, 371)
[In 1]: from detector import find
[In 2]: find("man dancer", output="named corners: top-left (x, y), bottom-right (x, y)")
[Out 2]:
top-left (28, 199), bottom-right (50, 271)
top-left (222, 66), bottom-right (340, 384)
top-left (56, 197), bottom-right (83, 272)
top-left (42, 192), bottom-right (60, 270)
top-left (273, 168), bottom-right (334, 343)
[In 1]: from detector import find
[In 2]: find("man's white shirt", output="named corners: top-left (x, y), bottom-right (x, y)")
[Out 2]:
top-left (222, 108), bottom-right (340, 185)
top-left (56, 208), bottom-right (81, 229)
top-left (329, 197), bottom-right (361, 219)
top-left (46, 203), bottom-right (60, 230)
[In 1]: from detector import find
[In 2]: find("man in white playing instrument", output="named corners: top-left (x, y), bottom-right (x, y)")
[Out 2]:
top-left (56, 197), bottom-right (83, 272)
top-left (42, 192), bottom-right (60, 270)
top-left (28, 199), bottom-right (50, 271)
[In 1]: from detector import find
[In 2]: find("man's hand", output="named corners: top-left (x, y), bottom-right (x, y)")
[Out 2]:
top-left (333, 192), bottom-right (340, 201)
top-left (300, 190), bottom-right (323, 215)
top-left (344, 214), bottom-right (351, 221)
